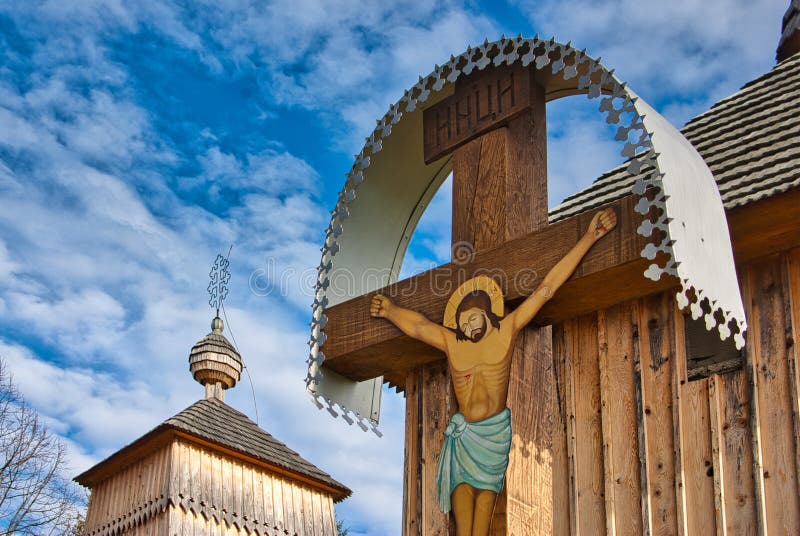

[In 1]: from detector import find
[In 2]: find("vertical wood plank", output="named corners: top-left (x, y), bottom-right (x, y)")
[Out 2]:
top-left (294, 482), bottom-right (306, 535)
top-left (505, 324), bottom-right (555, 534)
top-left (637, 293), bottom-right (679, 536)
top-left (221, 455), bottom-right (232, 525)
top-left (744, 258), bottom-right (800, 534)
top-left (598, 303), bottom-right (642, 535)
top-left (551, 323), bottom-right (571, 536)
top-left (680, 377), bottom-right (716, 535)
top-left (324, 497), bottom-right (337, 536)
top-left (243, 465), bottom-right (254, 528)
top-left (708, 370), bottom-right (757, 535)
top-left (403, 368), bottom-right (421, 536)
top-left (565, 313), bottom-right (606, 534)
top-left (262, 467), bottom-right (275, 531)
top-left (670, 309), bottom-right (689, 536)
top-left (233, 460), bottom-right (243, 522)
top-left (309, 490), bottom-right (322, 536)
top-left (212, 450), bottom-right (222, 520)
top-left (272, 474), bottom-right (285, 533)
top-left (190, 443), bottom-right (200, 511)
top-left (782, 248), bottom-right (800, 496)
top-left (421, 360), bottom-right (451, 536)
top-left (283, 479), bottom-right (296, 536)
top-left (632, 299), bottom-right (652, 536)
top-left (563, 319), bottom-right (580, 536)
top-left (252, 465), bottom-right (263, 527)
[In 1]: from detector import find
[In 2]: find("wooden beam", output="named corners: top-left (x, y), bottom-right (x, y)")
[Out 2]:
top-left (727, 187), bottom-right (800, 265)
top-left (322, 188), bottom-right (800, 387)
top-left (323, 193), bottom-right (671, 382)
top-left (423, 63), bottom-right (533, 164)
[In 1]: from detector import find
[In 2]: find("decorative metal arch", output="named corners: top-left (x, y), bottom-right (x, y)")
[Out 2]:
top-left (306, 36), bottom-right (747, 435)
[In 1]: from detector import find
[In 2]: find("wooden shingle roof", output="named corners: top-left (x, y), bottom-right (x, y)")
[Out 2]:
top-left (76, 398), bottom-right (351, 501)
top-left (550, 51), bottom-right (800, 222)
top-left (165, 398), bottom-right (351, 499)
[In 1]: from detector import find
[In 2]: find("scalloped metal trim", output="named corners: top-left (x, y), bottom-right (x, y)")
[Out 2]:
top-left (307, 35), bottom-right (748, 435)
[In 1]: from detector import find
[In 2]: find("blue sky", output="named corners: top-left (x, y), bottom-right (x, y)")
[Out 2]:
top-left (0, 1), bottom-right (790, 534)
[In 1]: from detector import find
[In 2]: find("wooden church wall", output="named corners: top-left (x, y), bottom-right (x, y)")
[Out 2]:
top-left (167, 437), bottom-right (338, 535)
top-left (83, 437), bottom-right (338, 535)
top-left (83, 442), bottom-right (172, 534)
top-left (549, 246), bottom-right (800, 535)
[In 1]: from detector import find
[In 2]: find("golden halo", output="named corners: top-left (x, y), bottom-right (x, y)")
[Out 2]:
top-left (443, 276), bottom-right (505, 329)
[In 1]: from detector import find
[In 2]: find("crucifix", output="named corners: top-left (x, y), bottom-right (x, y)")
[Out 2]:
top-left (402, 64), bottom-right (571, 535)
top-left (319, 62), bottom-right (656, 536)
top-left (329, 62), bottom-right (631, 535)
top-left (371, 208), bottom-right (615, 535)
top-left (312, 36), bottom-right (748, 536)
top-left (398, 66), bottom-right (613, 536)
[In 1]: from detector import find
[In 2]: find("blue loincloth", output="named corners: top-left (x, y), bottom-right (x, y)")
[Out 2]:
top-left (436, 408), bottom-right (512, 513)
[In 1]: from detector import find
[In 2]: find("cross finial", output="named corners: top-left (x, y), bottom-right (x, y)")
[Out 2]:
top-left (207, 251), bottom-right (231, 316)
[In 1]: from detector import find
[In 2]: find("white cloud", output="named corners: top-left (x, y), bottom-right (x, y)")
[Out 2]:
top-left (0, 15), bottom-right (404, 526)
top-left (515, 0), bottom-right (788, 125)
top-left (1, 1), bottom-right (789, 534)
top-left (0, 239), bottom-right (17, 280)
top-left (546, 96), bottom-right (626, 207)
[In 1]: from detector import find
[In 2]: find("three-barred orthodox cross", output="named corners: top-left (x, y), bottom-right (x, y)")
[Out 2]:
top-left (321, 61), bottom-right (673, 534)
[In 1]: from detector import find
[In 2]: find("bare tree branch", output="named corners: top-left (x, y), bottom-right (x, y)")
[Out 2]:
top-left (0, 359), bottom-right (85, 535)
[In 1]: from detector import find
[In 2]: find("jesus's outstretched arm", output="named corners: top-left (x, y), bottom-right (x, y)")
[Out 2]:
top-left (508, 207), bottom-right (618, 334)
top-left (371, 295), bottom-right (453, 352)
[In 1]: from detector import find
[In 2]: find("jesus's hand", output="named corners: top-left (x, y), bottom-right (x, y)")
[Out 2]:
top-left (370, 295), bottom-right (393, 318)
top-left (587, 207), bottom-right (618, 241)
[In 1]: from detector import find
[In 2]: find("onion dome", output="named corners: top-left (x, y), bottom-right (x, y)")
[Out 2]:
top-left (189, 316), bottom-right (242, 401)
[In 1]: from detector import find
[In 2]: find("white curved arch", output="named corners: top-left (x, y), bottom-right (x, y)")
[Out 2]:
top-left (306, 36), bottom-right (747, 434)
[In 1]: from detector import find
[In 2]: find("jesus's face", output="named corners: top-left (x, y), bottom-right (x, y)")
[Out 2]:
top-left (458, 307), bottom-right (490, 342)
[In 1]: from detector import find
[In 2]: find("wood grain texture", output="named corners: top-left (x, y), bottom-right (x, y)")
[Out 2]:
top-left (161, 438), bottom-right (338, 535)
top-left (708, 370), bottom-right (757, 535)
top-left (322, 193), bottom-right (671, 385)
top-left (669, 308), bottom-right (689, 536)
top-left (782, 248), bottom-right (800, 504)
top-left (727, 188), bottom-right (800, 266)
top-left (505, 325), bottom-right (555, 535)
top-left (682, 377), bottom-right (716, 535)
top-left (597, 303), bottom-right (642, 536)
top-left (403, 369), bottom-right (422, 536)
top-left (636, 293), bottom-right (679, 536)
top-left (423, 63), bottom-right (533, 164)
top-left (565, 314), bottom-right (606, 534)
top-left (420, 361), bottom-right (452, 535)
top-left (321, 183), bottom-right (799, 389)
top-left (551, 324), bottom-right (572, 536)
top-left (743, 256), bottom-right (800, 534)
top-left (83, 444), bottom-right (172, 532)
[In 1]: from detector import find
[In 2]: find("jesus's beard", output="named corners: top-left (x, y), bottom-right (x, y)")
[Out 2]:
top-left (469, 328), bottom-right (485, 342)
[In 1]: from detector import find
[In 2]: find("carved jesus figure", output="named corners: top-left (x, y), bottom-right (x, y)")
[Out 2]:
top-left (371, 207), bottom-right (617, 536)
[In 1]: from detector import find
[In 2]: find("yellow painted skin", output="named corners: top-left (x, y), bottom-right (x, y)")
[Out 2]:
top-left (370, 208), bottom-right (617, 536)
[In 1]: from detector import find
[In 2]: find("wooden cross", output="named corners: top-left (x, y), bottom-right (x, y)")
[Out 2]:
top-left (323, 63), bottom-right (675, 534)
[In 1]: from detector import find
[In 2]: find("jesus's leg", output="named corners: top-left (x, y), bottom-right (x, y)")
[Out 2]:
top-left (451, 483), bottom-right (475, 536)
top-left (471, 489), bottom-right (498, 536)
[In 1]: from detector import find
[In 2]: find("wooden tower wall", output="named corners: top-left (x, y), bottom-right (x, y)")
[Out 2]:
top-left (84, 443), bottom-right (172, 534)
top-left (167, 437), bottom-right (338, 536)
top-left (83, 436), bottom-right (338, 535)
top-left (549, 246), bottom-right (800, 535)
